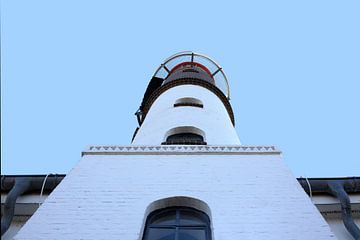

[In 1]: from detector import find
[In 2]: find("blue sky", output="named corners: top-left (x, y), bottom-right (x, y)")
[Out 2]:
top-left (1, 1), bottom-right (359, 177)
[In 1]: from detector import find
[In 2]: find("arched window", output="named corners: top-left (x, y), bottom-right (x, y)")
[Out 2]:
top-left (162, 127), bottom-right (207, 145)
top-left (163, 133), bottom-right (205, 145)
top-left (143, 207), bottom-right (211, 240)
top-left (174, 97), bottom-right (203, 108)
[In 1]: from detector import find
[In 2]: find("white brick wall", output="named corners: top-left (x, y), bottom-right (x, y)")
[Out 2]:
top-left (15, 146), bottom-right (335, 239)
top-left (133, 85), bottom-right (240, 145)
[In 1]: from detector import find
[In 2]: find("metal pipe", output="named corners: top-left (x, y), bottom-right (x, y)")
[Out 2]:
top-left (1, 177), bottom-right (31, 236)
top-left (0, 175), bottom-right (65, 236)
top-left (328, 182), bottom-right (360, 240)
top-left (298, 177), bottom-right (360, 195)
top-left (297, 177), bottom-right (360, 240)
top-left (1, 174), bottom-right (65, 192)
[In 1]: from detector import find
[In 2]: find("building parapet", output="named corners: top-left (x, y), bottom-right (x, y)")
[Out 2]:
top-left (82, 145), bottom-right (281, 156)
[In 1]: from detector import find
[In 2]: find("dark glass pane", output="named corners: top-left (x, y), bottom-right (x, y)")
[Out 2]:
top-left (167, 133), bottom-right (203, 142)
top-left (178, 228), bottom-right (206, 240)
top-left (146, 228), bottom-right (175, 240)
top-left (179, 210), bottom-right (205, 225)
top-left (164, 133), bottom-right (206, 145)
top-left (150, 210), bottom-right (176, 225)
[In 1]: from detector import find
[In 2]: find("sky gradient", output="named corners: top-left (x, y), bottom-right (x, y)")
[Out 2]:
top-left (1, 0), bottom-right (359, 177)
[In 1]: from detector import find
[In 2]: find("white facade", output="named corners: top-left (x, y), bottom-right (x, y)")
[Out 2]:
top-left (311, 195), bottom-right (360, 240)
top-left (1, 194), bottom-right (47, 240)
top-left (9, 53), bottom-right (343, 239)
top-left (133, 85), bottom-right (240, 145)
top-left (15, 146), bottom-right (335, 239)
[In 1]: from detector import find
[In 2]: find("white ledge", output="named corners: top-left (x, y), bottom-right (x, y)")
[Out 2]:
top-left (82, 145), bottom-right (281, 156)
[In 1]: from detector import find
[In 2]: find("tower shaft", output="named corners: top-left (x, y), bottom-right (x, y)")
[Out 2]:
top-left (133, 84), bottom-right (240, 145)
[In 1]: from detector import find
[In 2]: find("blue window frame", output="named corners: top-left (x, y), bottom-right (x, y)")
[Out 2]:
top-left (143, 207), bottom-right (211, 240)
top-left (162, 133), bottom-right (206, 145)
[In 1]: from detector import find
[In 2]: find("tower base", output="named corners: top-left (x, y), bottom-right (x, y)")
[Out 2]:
top-left (15, 145), bottom-right (335, 239)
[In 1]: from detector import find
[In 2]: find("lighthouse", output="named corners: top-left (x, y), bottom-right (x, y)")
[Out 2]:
top-left (133, 52), bottom-right (239, 146)
top-left (14, 52), bottom-right (335, 239)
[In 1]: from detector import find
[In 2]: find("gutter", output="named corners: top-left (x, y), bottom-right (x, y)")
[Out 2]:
top-left (298, 177), bottom-right (360, 240)
top-left (1, 174), bottom-right (65, 236)
top-left (1, 175), bottom-right (359, 238)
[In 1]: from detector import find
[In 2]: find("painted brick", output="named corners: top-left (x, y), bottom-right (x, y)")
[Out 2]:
top-left (15, 149), bottom-right (335, 239)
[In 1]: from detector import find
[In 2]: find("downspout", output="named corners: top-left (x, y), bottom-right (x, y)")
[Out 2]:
top-left (1, 177), bottom-right (31, 236)
top-left (298, 178), bottom-right (360, 240)
top-left (328, 182), bottom-right (360, 240)
top-left (1, 174), bottom-right (65, 237)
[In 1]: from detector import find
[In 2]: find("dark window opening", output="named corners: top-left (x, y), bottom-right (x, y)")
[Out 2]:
top-left (174, 102), bottom-right (203, 108)
top-left (174, 98), bottom-right (203, 108)
top-left (143, 207), bottom-right (211, 240)
top-left (162, 133), bottom-right (206, 145)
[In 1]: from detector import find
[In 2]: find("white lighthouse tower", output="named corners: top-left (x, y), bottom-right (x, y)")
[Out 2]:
top-left (15, 52), bottom-right (335, 240)
top-left (133, 52), bottom-right (239, 146)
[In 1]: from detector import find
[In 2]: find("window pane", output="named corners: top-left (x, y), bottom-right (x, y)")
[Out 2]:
top-left (178, 228), bottom-right (206, 240)
top-left (167, 133), bottom-right (203, 142)
top-left (164, 133), bottom-right (206, 145)
top-left (150, 210), bottom-right (176, 225)
top-left (146, 228), bottom-right (175, 240)
top-left (179, 210), bottom-right (206, 225)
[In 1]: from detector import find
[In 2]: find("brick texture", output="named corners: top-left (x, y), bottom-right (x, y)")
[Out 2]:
top-left (15, 151), bottom-right (335, 239)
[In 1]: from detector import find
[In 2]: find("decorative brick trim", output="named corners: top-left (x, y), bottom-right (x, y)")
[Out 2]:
top-left (82, 145), bottom-right (281, 156)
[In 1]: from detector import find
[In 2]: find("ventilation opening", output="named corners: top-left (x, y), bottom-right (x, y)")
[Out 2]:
top-left (162, 127), bottom-right (206, 145)
top-left (174, 97), bottom-right (203, 108)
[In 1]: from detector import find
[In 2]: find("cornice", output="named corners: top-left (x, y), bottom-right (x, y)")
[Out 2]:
top-left (82, 145), bottom-right (281, 156)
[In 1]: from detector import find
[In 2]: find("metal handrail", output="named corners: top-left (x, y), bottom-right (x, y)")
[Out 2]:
top-left (153, 51), bottom-right (230, 99)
